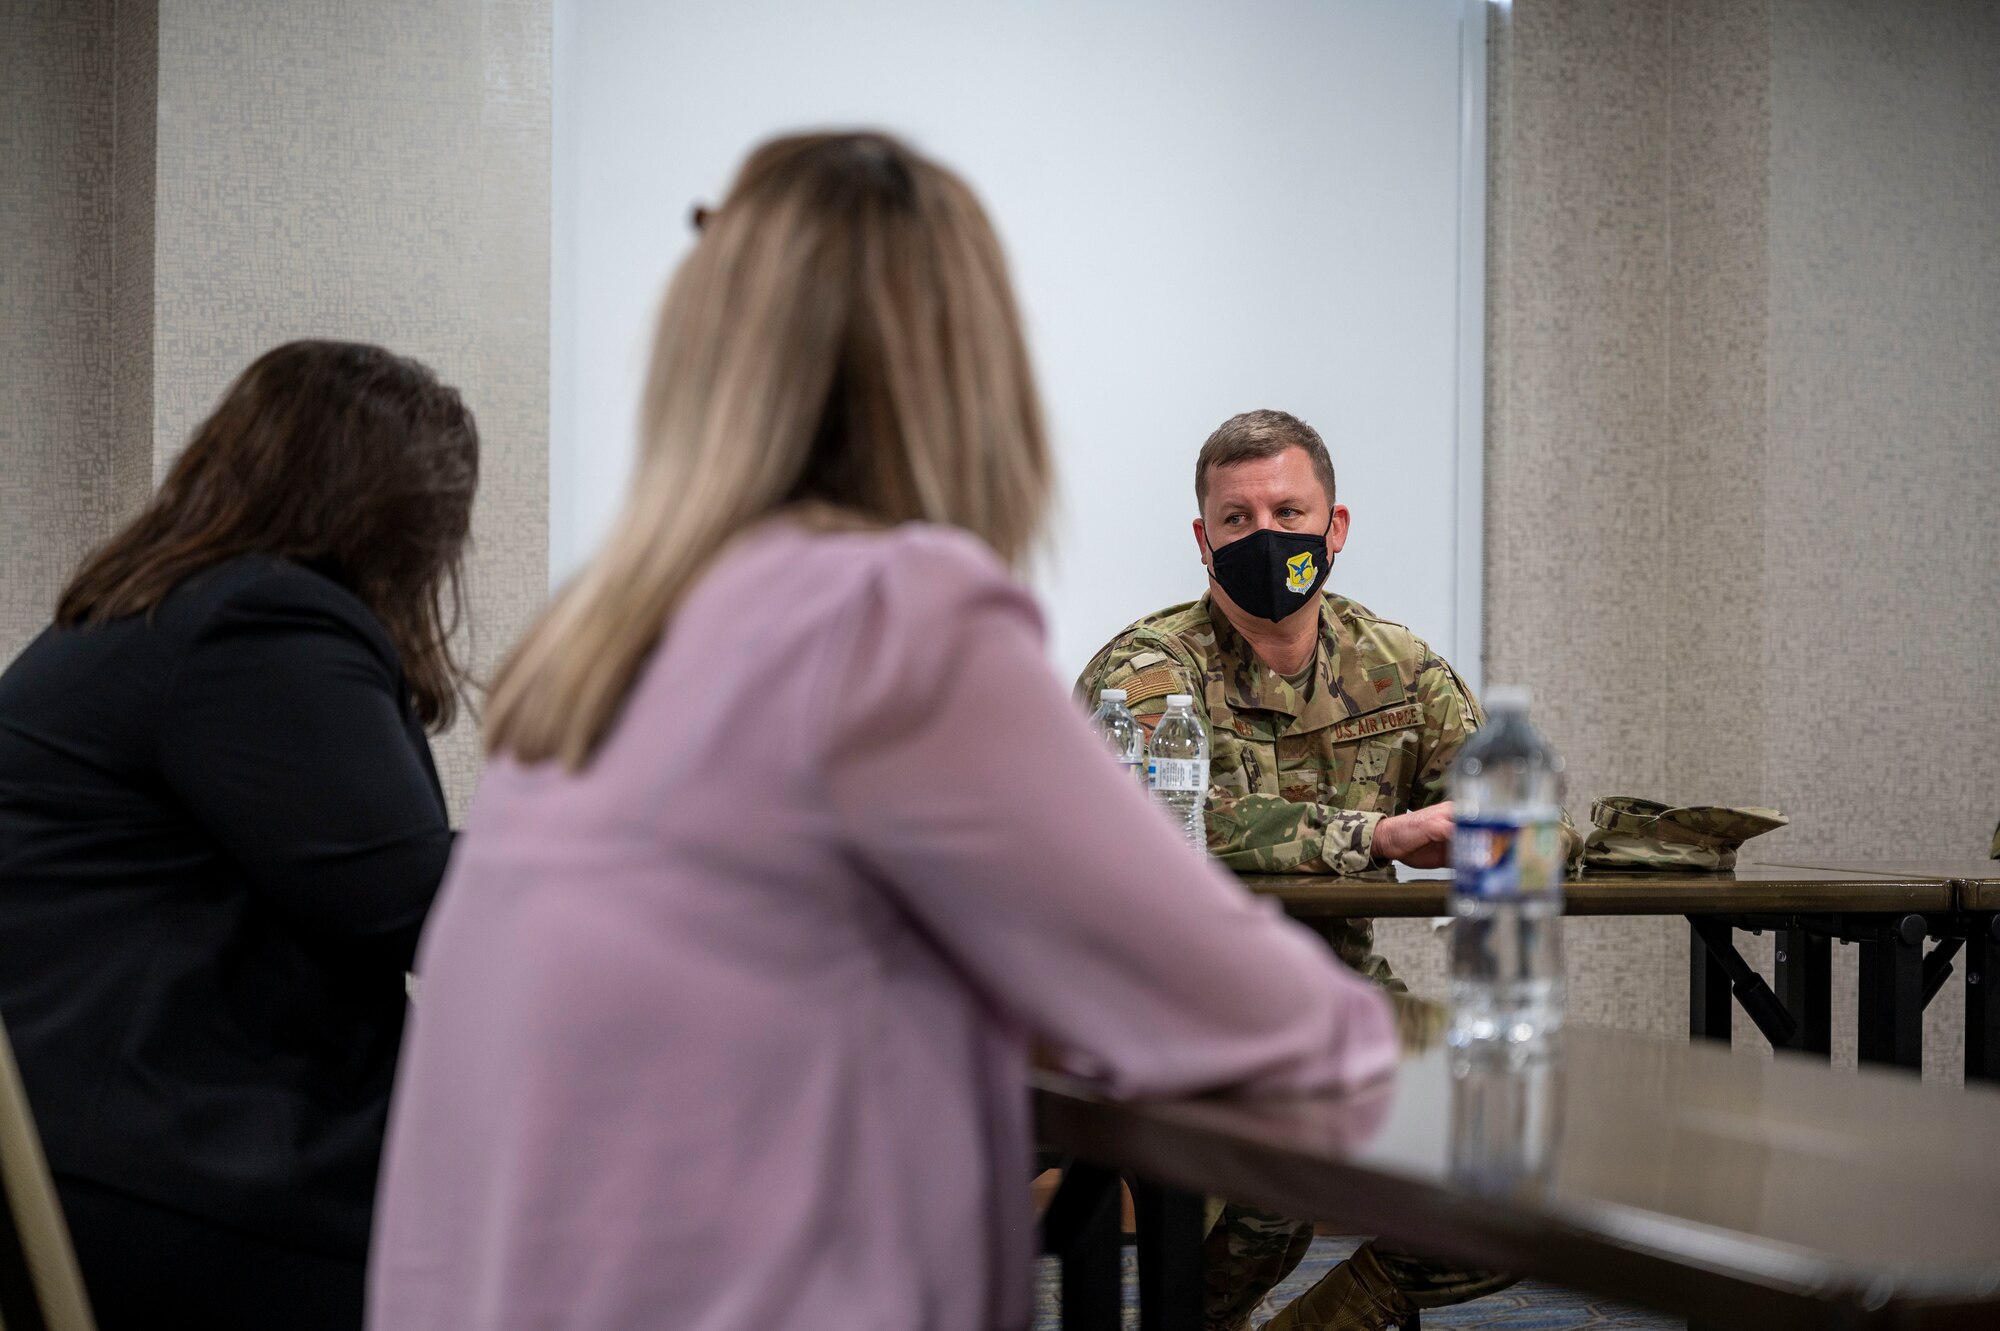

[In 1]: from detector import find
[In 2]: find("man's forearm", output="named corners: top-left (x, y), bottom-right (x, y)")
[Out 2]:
top-left (1208, 792), bottom-right (1383, 875)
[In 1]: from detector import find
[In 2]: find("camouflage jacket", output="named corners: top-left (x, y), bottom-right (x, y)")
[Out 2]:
top-left (1075, 593), bottom-right (1484, 970)
top-left (1077, 592), bottom-right (1481, 872)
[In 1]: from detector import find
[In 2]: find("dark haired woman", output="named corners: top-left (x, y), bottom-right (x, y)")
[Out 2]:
top-left (0, 340), bottom-right (477, 1329)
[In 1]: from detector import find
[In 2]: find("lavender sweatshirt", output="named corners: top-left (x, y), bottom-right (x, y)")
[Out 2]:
top-left (368, 519), bottom-right (1396, 1331)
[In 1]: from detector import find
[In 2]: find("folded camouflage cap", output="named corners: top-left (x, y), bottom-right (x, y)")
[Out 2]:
top-left (1580, 796), bottom-right (1789, 872)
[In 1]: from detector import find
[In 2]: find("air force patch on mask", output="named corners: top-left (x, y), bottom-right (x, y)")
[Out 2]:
top-left (1206, 523), bottom-right (1333, 622)
top-left (1285, 551), bottom-right (1317, 594)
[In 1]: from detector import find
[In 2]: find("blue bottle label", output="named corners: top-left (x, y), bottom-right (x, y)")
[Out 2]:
top-left (1453, 816), bottom-right (1565, 900)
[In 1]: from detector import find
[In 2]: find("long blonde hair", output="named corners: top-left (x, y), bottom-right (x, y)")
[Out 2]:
top-left (488, 131), bottom-right (1052, 768)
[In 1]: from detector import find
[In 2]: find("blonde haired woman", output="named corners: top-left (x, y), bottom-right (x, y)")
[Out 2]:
top-left (369, 132), bottom-right (1394, 1331)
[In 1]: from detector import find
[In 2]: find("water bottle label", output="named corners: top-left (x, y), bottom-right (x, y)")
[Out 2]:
top-left (1147, 758), bottom-right (1208, 793)
top-left (1453, 816), bottom-right (1565, 900)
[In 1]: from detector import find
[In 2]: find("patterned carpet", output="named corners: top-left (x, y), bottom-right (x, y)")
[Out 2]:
top-left (1033, 1237), bottom-right (1679, 1330)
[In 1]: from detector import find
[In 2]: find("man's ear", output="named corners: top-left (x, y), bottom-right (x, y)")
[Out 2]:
top-left (1192, 518), bottom-right (1212, 571)
top-left (1327, 504), bottom-right (1351, 555)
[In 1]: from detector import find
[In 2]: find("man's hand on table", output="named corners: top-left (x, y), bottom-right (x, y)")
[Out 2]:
top-left (1371, 801), bottom-right (1454, 869)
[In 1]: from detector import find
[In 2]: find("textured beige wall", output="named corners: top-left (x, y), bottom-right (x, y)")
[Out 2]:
top-left (147, 0), bottom-right (551, 807)
top-left (1664, 0), bottom-right (1770, 805)
top-left (1763, 0), bottom-right (2000, 863)
top-left (110, 0), bottom-right (158, 519)
top-left (1485, 0), bottom-right (2000, 1079)
top-left (1660, 0), bottom-right (1779, 1063)
top-left (1479, 0), bottom-right (1687, 1040)
top-left (2, 1), bottom-right (550, 811)
top-left (1762, 0), bottom-right (2000, 1080)
top-left (1, 0), bottom-right (124, 664)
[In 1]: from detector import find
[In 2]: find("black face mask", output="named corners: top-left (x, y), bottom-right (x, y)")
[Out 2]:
top-left (1204, 519), bottom-right (1333, 622)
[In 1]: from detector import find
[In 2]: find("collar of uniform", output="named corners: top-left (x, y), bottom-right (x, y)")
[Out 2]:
top-left (1201, 593), bottom-right (1376, 734)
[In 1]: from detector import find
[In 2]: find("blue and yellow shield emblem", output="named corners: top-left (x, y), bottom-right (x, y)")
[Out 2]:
top-left (1285, 551), bottom-right (1317, 594)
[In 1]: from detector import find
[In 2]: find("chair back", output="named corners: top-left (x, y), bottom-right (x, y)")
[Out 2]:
top-left (0, 1016), bottom-right (94, 1330)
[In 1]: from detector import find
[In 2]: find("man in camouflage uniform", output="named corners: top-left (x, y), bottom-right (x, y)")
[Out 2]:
top-left (1075, 410), bottom-right (1509, 1331)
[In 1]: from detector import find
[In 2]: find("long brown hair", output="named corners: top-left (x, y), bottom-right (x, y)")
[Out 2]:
top-left (58, 340), bottom-right (479, 730)
top-left (486, 131), bottom-right (1052, 769)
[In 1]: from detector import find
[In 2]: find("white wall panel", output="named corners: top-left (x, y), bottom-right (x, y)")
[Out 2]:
top-left (553, 0), bottom-right (1481, 681)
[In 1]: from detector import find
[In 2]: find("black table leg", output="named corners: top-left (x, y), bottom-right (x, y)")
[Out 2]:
top-left (1921, 937), bottom-right (1962, 1009)
top-left (1968, 915), bottom-right (2000, 1086)
top-left (1689, 919), bottom-right (1731, 1044)
top-left (1774, 925), bottom-right (1831, 1057)
top-left (1689, 918), bottom-right (1797, 1047)
top-left (1856, 914), bottom-right (1925, 1071)
top-left (1130, 1177), bottom-right (1205, 1331)
top-left (1042, 1163), bottom-right (1123, 1331)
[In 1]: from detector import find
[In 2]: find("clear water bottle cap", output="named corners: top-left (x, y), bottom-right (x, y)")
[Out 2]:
top-left (1099, 688), bottom-right (1127, 702)
top-left (1485, 685), bottom-right (1532, 712)
top-left (1165, 694), bottom-right (1194, 707)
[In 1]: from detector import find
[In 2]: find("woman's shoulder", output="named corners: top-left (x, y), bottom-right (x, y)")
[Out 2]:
top-left (677, 517), bottom-right (1040, 695)
top-left (810, 515), bottom-right (1017, 589)
top-left (716, 515), bottom-right (1022, 610)
top-left (164, 556), bottom-right (396, 662)
top-left (809, 519), bottom-right (1033, 635)
top-left (864, 522), bottom-right (1032, 620)
top-left (872, 520), bottom-right (1013, 578)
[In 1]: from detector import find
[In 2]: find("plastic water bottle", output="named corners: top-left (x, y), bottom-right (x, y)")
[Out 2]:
top-left (1448, 1052), bottom-right (1562, 1196)
top-left (1089, 689), bottom-right (1145, 784)
top-left (1147, 695), bottom-right (1209, 852)
top-left (1448, 686), bottom-right (1566, 1064)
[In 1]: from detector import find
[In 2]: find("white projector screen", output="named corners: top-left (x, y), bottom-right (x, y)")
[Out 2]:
top-left (551, 0), bottom-right (1487, 685)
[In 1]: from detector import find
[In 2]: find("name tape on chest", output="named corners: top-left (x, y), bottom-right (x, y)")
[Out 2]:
top-left (1329, 702), bottom-right (1425, 745)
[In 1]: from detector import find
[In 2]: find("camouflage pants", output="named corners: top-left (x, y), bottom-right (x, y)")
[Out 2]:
top-left (1203, 923), bottom-right (1510, 1331)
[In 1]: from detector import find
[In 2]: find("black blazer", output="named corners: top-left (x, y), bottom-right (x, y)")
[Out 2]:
top-left (0, 556), bottom-right (451, 1260)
